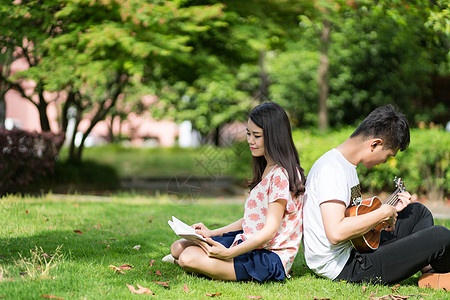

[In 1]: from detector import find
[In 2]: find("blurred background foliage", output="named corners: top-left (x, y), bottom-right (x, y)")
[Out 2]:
top-left (0, 0), bottom-right (448, 200)
top-left (32, 128), bottom-right (446, 202)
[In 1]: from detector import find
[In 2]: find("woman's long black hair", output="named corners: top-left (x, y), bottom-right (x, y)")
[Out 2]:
top-left (248, 102), bottom-right (306, 197)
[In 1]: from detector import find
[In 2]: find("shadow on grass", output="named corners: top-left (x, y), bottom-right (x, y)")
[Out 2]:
top-left (3, 159), bottom-right (120, 196)
top-left (0, 227), bottom-right (314, 282)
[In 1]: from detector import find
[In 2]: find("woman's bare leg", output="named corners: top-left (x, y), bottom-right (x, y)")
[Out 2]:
top-left (170, 239), bottom-right (197, 259)
top-left (177, 245), bottom-right (236, 281)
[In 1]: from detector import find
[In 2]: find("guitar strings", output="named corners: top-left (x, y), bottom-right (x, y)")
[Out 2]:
top-left (385, 187), bottom-right (401, 206)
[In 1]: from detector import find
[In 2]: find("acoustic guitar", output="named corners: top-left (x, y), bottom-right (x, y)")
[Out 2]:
top-left (345, 177), bottom-right (406, 253)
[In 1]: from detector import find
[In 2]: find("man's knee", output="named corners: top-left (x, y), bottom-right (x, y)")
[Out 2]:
top-left (434, 225), bottom-right (450, 245)
top-left (407, 202), bottom-right (431, 217)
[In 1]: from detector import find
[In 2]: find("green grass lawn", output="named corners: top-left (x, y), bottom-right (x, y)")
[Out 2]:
top-left (1, 194), bottom-right (449, 299)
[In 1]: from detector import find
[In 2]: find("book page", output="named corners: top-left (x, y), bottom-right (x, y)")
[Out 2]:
top-left (169, 216), bottom-right (207, 242)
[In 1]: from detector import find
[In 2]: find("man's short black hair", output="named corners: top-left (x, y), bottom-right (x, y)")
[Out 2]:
top-left (350, 104), bottom-right (410, 151)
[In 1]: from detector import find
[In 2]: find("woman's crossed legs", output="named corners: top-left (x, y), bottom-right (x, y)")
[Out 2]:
top-left (171, 239), bottom-right (236, 281)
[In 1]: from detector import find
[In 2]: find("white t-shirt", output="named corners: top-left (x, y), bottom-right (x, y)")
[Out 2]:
top-left (303, 149), bottom-right (361, 279)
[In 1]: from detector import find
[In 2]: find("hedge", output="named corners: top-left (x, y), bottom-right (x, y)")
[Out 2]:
top-left (0, 128), bottom-right (64, 194)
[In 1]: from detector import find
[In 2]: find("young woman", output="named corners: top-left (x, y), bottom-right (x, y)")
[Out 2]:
top-left (168, 102), bottom-right (306, 282)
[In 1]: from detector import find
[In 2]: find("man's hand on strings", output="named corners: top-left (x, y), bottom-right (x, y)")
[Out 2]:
top-left (395, 191), bottom-right (411, 212)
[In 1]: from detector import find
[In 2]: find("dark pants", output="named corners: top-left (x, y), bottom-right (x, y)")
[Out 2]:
top-left (335, 202), bottom-right (450, 284)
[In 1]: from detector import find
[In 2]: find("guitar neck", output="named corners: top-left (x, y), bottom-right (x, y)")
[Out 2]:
top-left (384, 187), bottom-right (402, 206)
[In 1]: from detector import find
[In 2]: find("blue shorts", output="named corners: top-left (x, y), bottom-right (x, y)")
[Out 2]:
top-left (212, 230), bottom-right (286, 282)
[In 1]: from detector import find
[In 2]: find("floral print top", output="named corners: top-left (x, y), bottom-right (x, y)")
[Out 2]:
top-left (232, 165), bottom-right (303, 274)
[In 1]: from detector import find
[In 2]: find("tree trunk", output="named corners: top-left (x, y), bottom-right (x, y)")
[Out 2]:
top-left (0, 97), bottom-right (6, 128)
top-left (37, 88), bottom-right (51, 132)
top-left (214, 125), bottom-right (220, 146)
top-left (107, 115), bottom-right (115, 143)
top-left (258, 51), bottom-right (270, 102)
top-left (318, 19), bottom-right (331, 132)
top-left (0, 50), bottom-right (13, 128)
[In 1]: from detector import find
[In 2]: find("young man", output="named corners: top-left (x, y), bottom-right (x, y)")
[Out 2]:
top-left (303, 105), bottom-right (450, 289)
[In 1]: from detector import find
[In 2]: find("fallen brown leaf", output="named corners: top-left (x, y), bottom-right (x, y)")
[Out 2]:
top-left (362, 286), bottom-right (367, 293)
top-left (119, 264), bottom-right (133, 270)
top-left (126, 283), bottom-right (154, 295)
top-left (149, 260), bottom-right (155, 267)
top-left (74, 230), bottom-right (83, 234)
top-left (155, 270), bottom-right (162, 276)
top-left (205, 292), bottom-right (222, 297)
top-left (183, 284), bottom-right (189, 293)
top-left (369, 295), bottom-right (410, 300)
top-left (25, 210), bottom-right (29, 214)
top-left (153, 281), bottom-right (170, 288)
top-left (391, 284), bottom-right (400, 293)
top-left (41, 295), bottom-right (63, 299)
top-left (369, 290), bottom-right (378, 297)
top-left (109, 265), bottom-right (125, 274)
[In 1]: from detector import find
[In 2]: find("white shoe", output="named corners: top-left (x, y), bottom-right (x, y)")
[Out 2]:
top-left (161, 254), bottom-right (175, 264)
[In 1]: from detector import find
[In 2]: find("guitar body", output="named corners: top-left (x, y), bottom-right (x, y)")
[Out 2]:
top-left (345, 196), bottom-right (387, 252)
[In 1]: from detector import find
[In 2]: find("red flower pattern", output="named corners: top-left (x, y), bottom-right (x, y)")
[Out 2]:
top-left (273, 175), bottom-right (282, 188)
top-left (257, 192), bottom-right (264, 201)
top-left (244, 226), bottom-right (254, 235)
top-left (247, 199), bottom-right (257, 209)
top-left (279, 179), bottom-right (288, 190)
top-left (249, 213), bottom-right (260, 221)
top-left (274, 193), bottom-right (287, 200)
top-left (261, 178), bottom-right (268, 186)
top-left (256, 223), bottom-right (264, 231)
top-left (290, 232), bottom-right (298, 241)
top-left (288, 202), bottom-right (295, 212)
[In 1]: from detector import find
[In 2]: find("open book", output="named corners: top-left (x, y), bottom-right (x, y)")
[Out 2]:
top-left (168, 216), bottom-right (208, 243)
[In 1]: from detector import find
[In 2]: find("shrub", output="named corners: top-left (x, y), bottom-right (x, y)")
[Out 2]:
top-left (358, 128), bottom-right (449, 202)
top-left (0, 128), bottom-right (64, 195)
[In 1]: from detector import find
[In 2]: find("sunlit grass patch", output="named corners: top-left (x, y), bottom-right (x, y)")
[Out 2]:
top-left (15, 245), bottom-right (63, 280)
